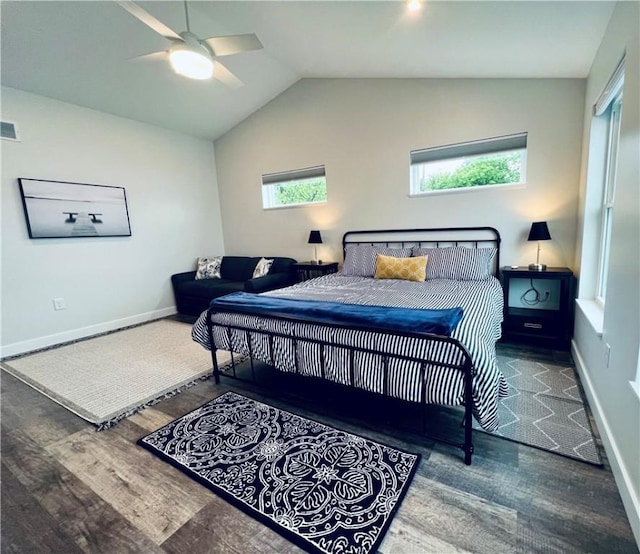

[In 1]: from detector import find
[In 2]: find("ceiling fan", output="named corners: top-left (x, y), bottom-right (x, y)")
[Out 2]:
top-left (116, 0), bottom-right (263, 87)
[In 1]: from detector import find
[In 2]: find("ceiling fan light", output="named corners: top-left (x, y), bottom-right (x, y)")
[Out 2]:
top-left (169, 48), bottom-right (213, 80)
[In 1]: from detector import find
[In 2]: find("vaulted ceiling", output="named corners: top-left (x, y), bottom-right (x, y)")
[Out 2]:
top-left (1, 1), bottom-right (615, 141)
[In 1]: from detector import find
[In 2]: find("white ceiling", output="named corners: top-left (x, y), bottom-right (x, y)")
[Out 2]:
top-left (1, 1), bottom-right (615, 141)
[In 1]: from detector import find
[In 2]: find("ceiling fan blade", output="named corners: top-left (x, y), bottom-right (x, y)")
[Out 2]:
top-left (213, 61), bottom-right (244, 88)
top-left (129, 50), bottom-right (169, 62)
top-left (116, 0), bottom-right (182, 41)
top-left (204, 33), bottom-right (263, 57)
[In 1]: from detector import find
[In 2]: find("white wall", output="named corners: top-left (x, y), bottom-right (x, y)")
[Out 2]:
top-left (0, 87), bottom-right (225, 356)
top-left (572, 2), bottom-right (640, 546)
top-left (214, 78), bottom-right (585, 268)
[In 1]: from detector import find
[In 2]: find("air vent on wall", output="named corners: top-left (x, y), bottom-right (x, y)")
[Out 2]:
top-left (1, 121), bottom-right (19, 141)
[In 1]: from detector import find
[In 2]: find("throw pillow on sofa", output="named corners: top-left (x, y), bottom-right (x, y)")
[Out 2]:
top-left (195, 256), bottom-right (222, 280)
top-left (252, 257), bottom-right (274, 278)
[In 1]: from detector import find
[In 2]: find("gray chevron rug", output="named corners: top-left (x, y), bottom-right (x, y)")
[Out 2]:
top-left (474, 355), bottom-right (603, 465)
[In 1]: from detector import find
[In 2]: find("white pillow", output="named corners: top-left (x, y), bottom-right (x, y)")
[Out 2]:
top-left (252, 257), bottom-right (274, 278)
top-left (195, 256), bottom-right (222, 280)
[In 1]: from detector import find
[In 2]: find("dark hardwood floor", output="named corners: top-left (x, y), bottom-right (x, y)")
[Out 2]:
top-left (1, 335), bottom-right (638, 553)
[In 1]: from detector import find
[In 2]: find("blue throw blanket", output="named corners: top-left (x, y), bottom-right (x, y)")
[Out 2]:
top-left (210, 291), bottom-right (463, 337)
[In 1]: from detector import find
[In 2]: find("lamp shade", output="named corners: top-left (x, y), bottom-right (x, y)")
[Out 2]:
top-left (308, 230), bottom-right (323, 244)
top-left (527, 221), bottom-right (551, 242)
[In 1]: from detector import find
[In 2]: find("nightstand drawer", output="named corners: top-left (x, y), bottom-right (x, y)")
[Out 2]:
top-left (506, 315), bottom-right (560, 337)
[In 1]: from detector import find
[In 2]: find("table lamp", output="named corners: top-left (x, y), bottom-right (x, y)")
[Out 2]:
top-left (308, 230), bottom-right (322, 264)
top-left (528, 221), bottom-right (551, 271)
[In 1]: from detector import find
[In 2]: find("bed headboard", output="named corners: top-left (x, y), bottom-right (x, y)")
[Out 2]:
top-left (342, 226), bottom-right (502, 276)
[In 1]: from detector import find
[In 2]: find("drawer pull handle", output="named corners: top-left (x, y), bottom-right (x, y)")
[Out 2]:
top-left (524, 323), bottom-right (543, 329)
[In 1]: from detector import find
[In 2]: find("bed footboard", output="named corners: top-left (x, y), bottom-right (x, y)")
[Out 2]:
top-left (206, 305), bottom-right (476, 465)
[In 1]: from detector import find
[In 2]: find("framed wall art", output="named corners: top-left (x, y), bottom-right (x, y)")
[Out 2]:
top-left (18, 178), bottom-right (132, 239)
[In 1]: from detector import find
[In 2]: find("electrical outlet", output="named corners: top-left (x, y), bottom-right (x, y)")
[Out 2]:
top-left (53, 297), bottom-right (66, 310)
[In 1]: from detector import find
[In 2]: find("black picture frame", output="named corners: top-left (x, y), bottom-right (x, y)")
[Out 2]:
top-left (18, 178), bottom-right (132, 239)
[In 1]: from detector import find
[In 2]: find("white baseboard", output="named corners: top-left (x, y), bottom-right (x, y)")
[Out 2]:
top-left (571, 340), bottom-right (640, 549)
top-left (0, 307), bottom-right (178, 359)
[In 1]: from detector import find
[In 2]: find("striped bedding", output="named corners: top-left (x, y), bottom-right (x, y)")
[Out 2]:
top-left (192, 274), bottom-right (509, 431)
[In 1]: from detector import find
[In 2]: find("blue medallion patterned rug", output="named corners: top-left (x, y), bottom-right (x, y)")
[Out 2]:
top-left (138, 391), bottom-right (420, 554)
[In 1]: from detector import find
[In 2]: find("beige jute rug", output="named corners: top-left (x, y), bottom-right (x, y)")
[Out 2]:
top-left (1, 319), bottom-right (236, 429)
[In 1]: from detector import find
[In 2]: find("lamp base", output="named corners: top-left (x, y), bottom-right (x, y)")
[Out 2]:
top-left (528, 263), bottom-right (547, 271)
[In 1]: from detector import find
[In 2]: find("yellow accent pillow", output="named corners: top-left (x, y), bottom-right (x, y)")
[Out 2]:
top-left (374, 254), bottom-right (428, 282)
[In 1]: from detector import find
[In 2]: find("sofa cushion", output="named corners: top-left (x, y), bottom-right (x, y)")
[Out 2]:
top-left (176, 278), bottom-right (245, 299)
top-left (220, 257), bottom-right (259, 281)
top-left (245, 272), bottom-right (293, 293)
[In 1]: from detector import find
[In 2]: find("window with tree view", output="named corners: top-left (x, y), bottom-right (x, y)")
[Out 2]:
top-left (410, 133), bottom-right (527, 196)
top-left (262, 165), bottom-right (327, 209)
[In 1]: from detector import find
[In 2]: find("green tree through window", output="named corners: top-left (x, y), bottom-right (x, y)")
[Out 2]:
top-left (262, 165), bottom-right (327, 209)
top-left (276, 178), bottom-right (327, 205)
top-left (420, 153), bottom-right (521, 192)
top-left (410, 133), bottom-right (527, 196)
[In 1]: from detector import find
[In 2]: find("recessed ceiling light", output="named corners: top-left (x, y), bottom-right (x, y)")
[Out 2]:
top-left (407, 0), bottom-right (423, 11)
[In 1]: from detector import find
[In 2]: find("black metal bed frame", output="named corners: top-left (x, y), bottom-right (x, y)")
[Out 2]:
top-left (206, 226), bottom-right (501, 465)
top-left (342, 225), bottom-right (501, 272)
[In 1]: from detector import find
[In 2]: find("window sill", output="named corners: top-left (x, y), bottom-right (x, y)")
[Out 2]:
top-left (576, 299), bottom-right (604, 337)
top-left (409, 182), bottom-right (525, 198)
top-left (262, 201), bottom-right (327, 211)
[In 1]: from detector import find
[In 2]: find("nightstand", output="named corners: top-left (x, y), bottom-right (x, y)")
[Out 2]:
top-left (292, 261), bottom-right (339, 282)
top-left (500, 266), bottom-right (576, 350)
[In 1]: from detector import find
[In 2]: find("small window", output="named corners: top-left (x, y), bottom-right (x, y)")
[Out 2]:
top-left (261, 165), bottom-right (327, 209)
top-left (410, 133), bottom-right (527, 196)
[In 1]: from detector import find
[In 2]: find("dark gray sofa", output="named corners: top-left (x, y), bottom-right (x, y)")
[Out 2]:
top-left (171, 256), bottom-right (297, 316)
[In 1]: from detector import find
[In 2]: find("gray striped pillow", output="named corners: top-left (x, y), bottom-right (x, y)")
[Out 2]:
top-left (412, 247), bottom-right (496, 280)
top-left (342, 245), bottom-right (411, 277)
